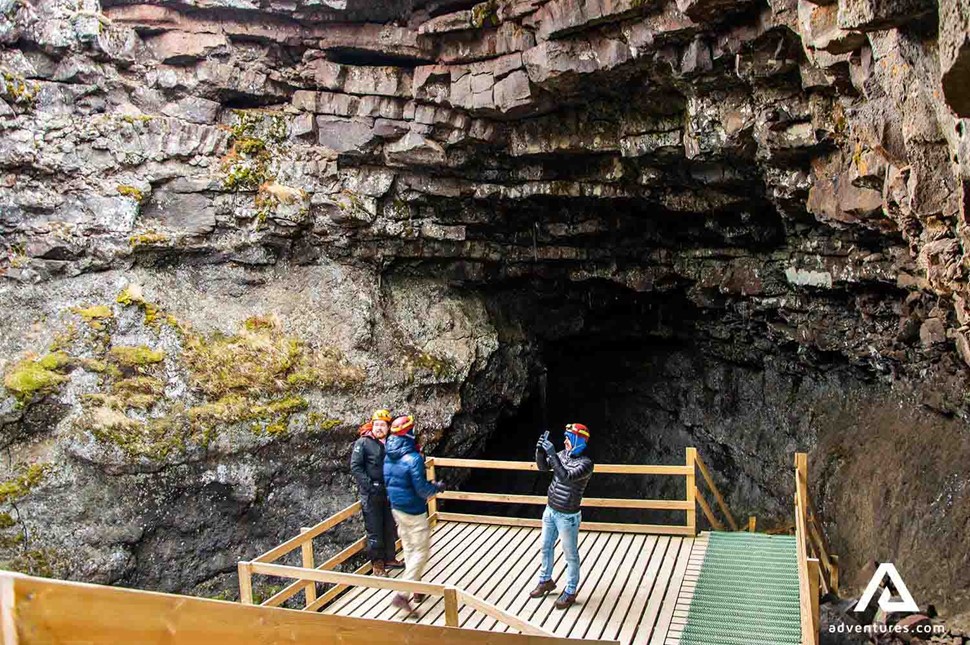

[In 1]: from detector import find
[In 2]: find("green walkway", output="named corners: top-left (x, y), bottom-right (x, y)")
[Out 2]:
top-left (680, 532), bottom-right (802, 645)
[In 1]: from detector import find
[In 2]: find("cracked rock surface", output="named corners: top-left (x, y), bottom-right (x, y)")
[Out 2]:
top-left (1, 0), bottom-right (969, 622)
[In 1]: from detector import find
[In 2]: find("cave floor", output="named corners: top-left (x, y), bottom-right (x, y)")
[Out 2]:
top-left (323, 520), bottom-right (707, 644)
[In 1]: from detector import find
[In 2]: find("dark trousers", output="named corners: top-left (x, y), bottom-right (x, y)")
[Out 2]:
top-left (361, 492), bottom-right (399, 561)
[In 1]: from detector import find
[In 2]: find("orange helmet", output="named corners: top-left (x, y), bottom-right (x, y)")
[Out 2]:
top-left (390, 415), bottom-right (415, 435)
top-left (372, 409), bottom-right (392, 422)
top-left (565, 423), bottom-right (589, 438)
top-left (358, 421), bottom-right (374, 436)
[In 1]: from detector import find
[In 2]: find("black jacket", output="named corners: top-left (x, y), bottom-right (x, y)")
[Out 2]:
top-left (351, 435), bottom-right (386, 496)
top-left (536, 447), bottom-right (594, 513)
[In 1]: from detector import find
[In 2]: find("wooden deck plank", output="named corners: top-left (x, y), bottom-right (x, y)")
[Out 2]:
top-left (579, 533), bottom-right (648, 640)
top-left (507, 530), bottom-right (604, 633)
top-left (422, 526), bottom-right (531, 627)
top-left (548, 531), bottom-right (625, 636)
top-left (325, 520), bottom-right (465, 616)
top-left (338, 521), bottom-right (480, 619)
top-left (426, 526), bottom-right (534, 627)
top-left (650, 536), bottom-right (695, 643)
top-left (629, 538), bottom-right (686, 645)
top-left (559, 533), bottom-right (644, 639)
top-left (322, 522), bottom-right (461, 614)
top-left (613, 536), bottom-right (675, 644)
top-left (458, 526), bottom-right (541, 629)
top-left (366, 523), bottom-right (507, 622)
top-left (469, 526), bottom-right (582, 632)
top-left (601, 535), bottom-right (669, 642)
top-left (536, 531), bottom-right (616, 633)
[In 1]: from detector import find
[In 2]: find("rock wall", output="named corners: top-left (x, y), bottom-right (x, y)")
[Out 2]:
top-left (1, 0), bottom-right (969, 621)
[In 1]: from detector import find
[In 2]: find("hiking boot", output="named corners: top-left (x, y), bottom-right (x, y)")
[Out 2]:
top-left (412, 593), bottom-right (426, 604)
top-left (385, 558), bottom-right (405, 569)
top-left (391, 593), bottom-right (415, 616)
top-left (528, 580), bottom-right (556, 598)
top-left (554, 591), bottom-right (577, 610)
top-left (371, 560), bottom-right (386, 577)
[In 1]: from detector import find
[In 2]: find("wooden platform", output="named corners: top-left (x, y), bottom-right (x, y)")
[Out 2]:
top-left (323, 520), bottom-right (700, 644)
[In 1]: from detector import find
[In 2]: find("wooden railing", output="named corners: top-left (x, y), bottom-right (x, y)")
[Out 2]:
top-left (2, 572), bottom-right (597, 644)
top-left (238, 448), bottom-right (747, 618)
top-left (431, 448), bottom-right (748, 536)
top-left (794, 452), bottom-right (838, 645)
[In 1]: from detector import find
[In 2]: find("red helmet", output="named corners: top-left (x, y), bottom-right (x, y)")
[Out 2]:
top-left (390, 415), bottom-right (415, 435)
top-left (565, 422), bottom-right (589, 438)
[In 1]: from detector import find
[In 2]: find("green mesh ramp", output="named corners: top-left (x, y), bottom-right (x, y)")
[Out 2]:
top-left (680, 532), bottom-right (802, 645)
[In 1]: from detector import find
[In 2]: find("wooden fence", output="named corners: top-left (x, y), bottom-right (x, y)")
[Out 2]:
top-left (794, 452), bottom-right (839, 645)
top-left (431, 448), bottom-right (746, 536)
top-left (0, 572), bottom-right (597, 644)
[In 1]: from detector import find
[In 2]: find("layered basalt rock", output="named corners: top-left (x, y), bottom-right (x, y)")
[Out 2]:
top-left (1, 0), bottom-right (969, 622)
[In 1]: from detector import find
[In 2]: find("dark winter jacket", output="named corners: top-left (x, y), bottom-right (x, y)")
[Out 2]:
top-left (351, 435), bottom-right (386, 496)
top-left (384, 434), bottom-right (439, 515)
top-left (536, 447), bottom-right (594, 514)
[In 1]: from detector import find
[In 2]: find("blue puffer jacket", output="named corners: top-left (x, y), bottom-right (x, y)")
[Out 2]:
top-left (384, 434), bottom-right (438, 515)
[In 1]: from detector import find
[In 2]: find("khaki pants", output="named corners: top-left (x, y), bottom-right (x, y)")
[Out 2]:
top-left (391, 509), bottom-right (431, 597)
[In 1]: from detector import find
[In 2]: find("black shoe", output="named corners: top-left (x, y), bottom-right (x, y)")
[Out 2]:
top-left (391, 593), bottom-right (416, 616)
top-left (554, 591), bottom-right (577, 609)
top-left (529, 580), bottom-right (556, 598)
top-left (412, 593), bottom-right (426, 604)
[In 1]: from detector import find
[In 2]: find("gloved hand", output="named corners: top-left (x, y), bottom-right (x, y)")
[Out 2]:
top-left (371, 481), bottom-right (385, 494)
top-left (538, 438), bottom-right (555, 455)
top-left (434, 480), bottom-right (446, 493)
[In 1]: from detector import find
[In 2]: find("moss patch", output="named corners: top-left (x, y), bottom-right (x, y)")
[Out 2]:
top-left (108, 345), bottom-right (165, 367)
top-left (116, 185), bottom-right (146, 203)
top-left (182, 317), bottom-right (362, 399)
top-left (0, 547), bottom-right (66, 578)
top-left (129, 232), bottom-right (169, 248)
top-left (3, 354), bottom-right (72, 405)
top-left (0, 463), bottom-right (51, 505)
top-left (116, 285), bottom-right (166, 328)
top-left (71, 305), bottom-right (114, 330)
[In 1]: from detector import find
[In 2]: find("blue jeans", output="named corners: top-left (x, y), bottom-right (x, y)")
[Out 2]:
top-left (538, 505), bottom-right (581, 595)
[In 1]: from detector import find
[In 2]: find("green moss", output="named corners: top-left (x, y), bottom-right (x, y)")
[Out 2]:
top-left (116, 285), bottom-right (163, 327)
top-left (108, 345), bottom-right (165, 367)
top-left (78, 358), bottom-right (109, 373)
top-left (182, 321), bottom-right (362, 399)
top-left (49, 324), bottom-right (79, 353)
top-left (0, 69), bottom-right (39, 108)
top-left (307, 412), bottom-right (342, 433)
top-left (116, 185), bottom-right (146, 203)
top-left (1, 547), bottom-right (66, 578)
top-left (404, 351), bottom-right (456, 380)
top-left (0, 463), bottom-right (51, 505)
top-left (470, 0), bottom-right (499, 28)
top-left (80, 406), bottom-right (189, 460)
top-left (129, 232), bottom-right (168, 248)
top-left (3, 354), bottom-right (71, 405)
top-left (0, 512), bottom-right (15, 530)
top-left (114, 376), bottom-right (164, 395)
top-left (243, 315), bottom-right (276, 332)
top-left (71, 305), bottom-right (114, 330)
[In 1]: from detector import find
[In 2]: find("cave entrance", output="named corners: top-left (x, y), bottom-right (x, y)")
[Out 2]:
top-left (445, 280), bottom-right (699, 526)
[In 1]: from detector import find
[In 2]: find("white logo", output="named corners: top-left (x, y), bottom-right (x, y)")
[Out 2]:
top-left (854, 563), bottom-right (919, 613)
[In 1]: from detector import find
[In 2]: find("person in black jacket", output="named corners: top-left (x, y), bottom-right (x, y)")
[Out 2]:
top-left (350, 409), bottom-right (403, 577)
top-left (529, 423), bottom-right (593, 609)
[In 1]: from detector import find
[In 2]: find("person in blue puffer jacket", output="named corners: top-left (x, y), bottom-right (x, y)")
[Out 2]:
top-left (383, 414), bottom-right (445, 616)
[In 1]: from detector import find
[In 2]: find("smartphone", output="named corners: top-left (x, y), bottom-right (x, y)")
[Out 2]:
top-left (541, 430), bottom-right (549, 441)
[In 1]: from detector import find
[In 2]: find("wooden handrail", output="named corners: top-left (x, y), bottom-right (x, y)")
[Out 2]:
top-left (245, 561), bottom-right (555, 636)
top-left (436, 490), bottom-right (693, 510)
top-left (693, 453), bottom-right (740, 531)
top-left (253, 501), bottom-right (361, 564)
top-left (794, 452), bottom-right (837, 645)
top-left (261, 537), bottom-right (367, 608)
top-left (457, 589), bottom-right (555, 636)
top-left (430, 457), bottom-right (692, 475)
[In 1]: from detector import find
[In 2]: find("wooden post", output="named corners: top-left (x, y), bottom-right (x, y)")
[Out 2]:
top-left (808, 557), bottom-right (821, 645)
top-left (795, 452), bottom-right (808, 514)
top-left (748, 516), bottom-right (757, 532)
top-left (685, 447), bottom-right (697, 535)
top-left (237, 562), bottom-right (253, 605)
top-left (426, 458), bottom-right (438, 528)
top-left (444, 586), bottom-right (459, 627)
top-left (300, 528), bottom-right (317, 607)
